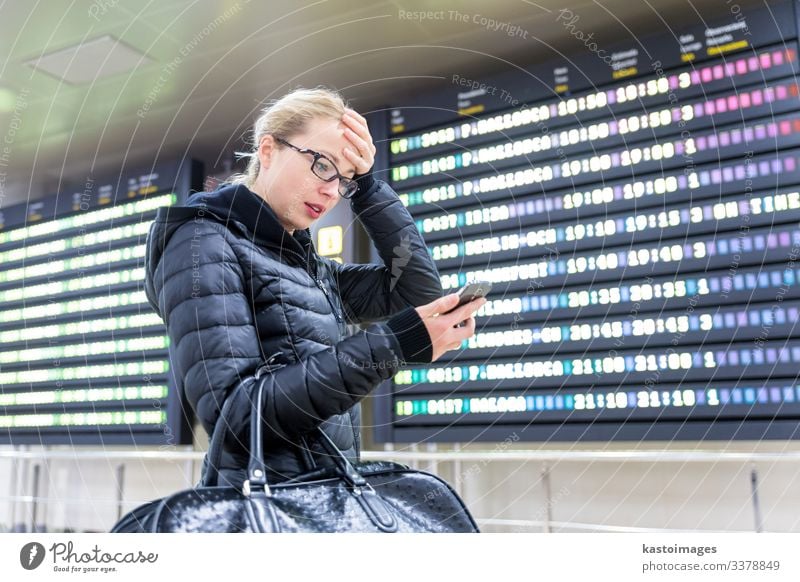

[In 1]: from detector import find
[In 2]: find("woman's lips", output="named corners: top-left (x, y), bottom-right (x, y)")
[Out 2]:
top-left (304, 202), bottom-right (322, 218)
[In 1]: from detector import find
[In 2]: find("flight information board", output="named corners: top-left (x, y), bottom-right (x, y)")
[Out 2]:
top-left (375, 0), bottom-right (800, 442)
top-left (0, 160), bottom-right (201, 445)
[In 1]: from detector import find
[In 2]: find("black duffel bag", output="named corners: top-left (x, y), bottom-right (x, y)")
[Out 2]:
top-left (111, 357), bottom-right (479, 533)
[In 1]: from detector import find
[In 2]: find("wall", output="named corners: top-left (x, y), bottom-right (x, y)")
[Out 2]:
top-left (2, 434), bottom-right (800, 533)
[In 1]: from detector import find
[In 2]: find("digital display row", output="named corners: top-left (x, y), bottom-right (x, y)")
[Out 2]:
top-left (425, 188), bottom-right (800, 269)
top-left (391, 112), bottom-right (800, 191)
top-left (394, 383), bottom-right (800, 421)
top-left (456, 301), bottom-right (800, 357)
top-left (401, 149), bottom-right (800, 215)
top-left (395, 340), bottom-right (800, 390)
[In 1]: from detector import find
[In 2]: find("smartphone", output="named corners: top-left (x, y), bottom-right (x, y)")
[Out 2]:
top-left (442, 281), bottom-right (492, 326)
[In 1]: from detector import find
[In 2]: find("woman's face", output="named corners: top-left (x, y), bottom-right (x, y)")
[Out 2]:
top-left (255, 115), bottom-right (356, 234)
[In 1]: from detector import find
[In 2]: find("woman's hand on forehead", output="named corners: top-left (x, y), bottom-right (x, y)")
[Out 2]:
top-left (340, 107), bottom-right (376, 177)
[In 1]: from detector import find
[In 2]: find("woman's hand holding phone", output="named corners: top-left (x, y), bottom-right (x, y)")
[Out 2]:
top-left (414, 285), bottom-right (489, 362)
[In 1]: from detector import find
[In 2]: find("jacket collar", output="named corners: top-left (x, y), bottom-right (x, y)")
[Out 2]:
top-left (183, 183), bottom-right (315, 269)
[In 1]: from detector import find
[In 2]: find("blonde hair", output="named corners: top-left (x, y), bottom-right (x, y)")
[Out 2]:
top-left (228, 86), bottom-right (348, 188)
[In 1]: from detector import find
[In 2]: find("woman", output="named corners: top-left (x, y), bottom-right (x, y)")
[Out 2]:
top-left (144, 87), bottom-right (485, 488)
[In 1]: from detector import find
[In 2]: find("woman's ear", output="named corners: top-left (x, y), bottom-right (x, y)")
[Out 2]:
top-left (257, 135), bottom-right (275, 170)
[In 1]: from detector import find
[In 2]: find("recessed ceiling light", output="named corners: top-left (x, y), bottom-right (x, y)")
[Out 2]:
top-left (27, 35), bottom-right (151, 85)
top-left (0, 87), bottom-right (17, 113)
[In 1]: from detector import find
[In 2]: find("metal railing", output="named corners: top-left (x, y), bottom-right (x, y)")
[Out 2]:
top-left (2, 445), bottom-right (796, 533)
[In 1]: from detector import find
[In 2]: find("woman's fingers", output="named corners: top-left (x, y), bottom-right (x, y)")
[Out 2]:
top-left (416, 294), bottom-right (485, 362)
top-left (434, 310), bottom-right (483, 360)
top-left (343, 126), bottom-right (369, 155)
top-left (342, 110), bottom-right (369, 142)
top-left (419, 293), bottom-right (460, 318)
top-left (344, 107), bottom-right (369, 130)
top-left (458, 316), bottom-right (477, 332)
top-left (343, 142), bottom-right (372, 175)
top-left (450, 297), bottom-right (486, 323)
top-left (341, 108), bottom-right (376, 173)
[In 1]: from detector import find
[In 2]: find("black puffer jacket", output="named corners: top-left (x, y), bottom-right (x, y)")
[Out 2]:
top-left (144, 175), bottom-right (442, 487)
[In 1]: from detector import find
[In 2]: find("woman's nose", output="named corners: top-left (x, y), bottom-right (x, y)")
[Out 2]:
top-left (319, 178), bottom-right (340, 198)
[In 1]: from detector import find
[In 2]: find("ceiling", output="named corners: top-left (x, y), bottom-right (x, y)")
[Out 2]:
top-left (0, 0), bottom-right (762, 205)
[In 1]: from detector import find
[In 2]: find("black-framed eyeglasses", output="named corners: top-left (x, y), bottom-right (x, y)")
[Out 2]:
top-left (275, 137), bottom-right (358, 198)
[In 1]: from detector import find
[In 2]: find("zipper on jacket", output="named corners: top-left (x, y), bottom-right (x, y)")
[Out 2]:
top-left (306, 246), bottom-right (342, 324)
top-left (314, 277), bottom-right (343, 323)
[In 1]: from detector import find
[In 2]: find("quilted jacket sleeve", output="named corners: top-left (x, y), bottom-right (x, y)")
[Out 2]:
top-left (328, 177), bottom-right (443, 324)
top-left (151, 219), bottom-right (406, 443)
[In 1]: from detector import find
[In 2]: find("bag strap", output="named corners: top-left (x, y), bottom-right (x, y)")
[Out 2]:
top-left (199, 377), bottom-right (254, 487)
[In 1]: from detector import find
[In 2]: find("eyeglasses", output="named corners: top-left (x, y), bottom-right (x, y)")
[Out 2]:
top-left (275, 137), bottom-right (359, 198)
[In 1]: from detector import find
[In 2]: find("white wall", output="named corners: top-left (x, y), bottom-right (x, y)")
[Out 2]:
top-left (0, 429), bottom-right (207, 533)
top-left (444, 439), bottom-right (800, 533)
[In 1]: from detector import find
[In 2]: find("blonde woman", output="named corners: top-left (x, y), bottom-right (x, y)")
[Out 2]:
top-left (144, 87), bottom-right (485, 488)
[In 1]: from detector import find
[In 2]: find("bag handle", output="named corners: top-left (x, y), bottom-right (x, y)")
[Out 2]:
top-left (243, 377), bottom-right (271, 496)
top-left (202, 352), bottom-right (370, 495)
top-left (300, 431), bottom-right (366, 487)
top-left (200, 352), bottom-right (284, 489)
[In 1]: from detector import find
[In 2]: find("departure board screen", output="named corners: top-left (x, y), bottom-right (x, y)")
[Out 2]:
top-left (376, 1), bottom-right (800, 442)
top-left (0, 161), bottom-right (201, 445)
